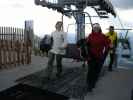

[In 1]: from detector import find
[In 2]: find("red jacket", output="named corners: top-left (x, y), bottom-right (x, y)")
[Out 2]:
top-left (87, 32), bottom-right (110, 60)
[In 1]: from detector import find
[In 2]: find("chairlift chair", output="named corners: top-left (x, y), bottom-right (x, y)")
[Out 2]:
top-left (118, 29), bottom-right (132, 58)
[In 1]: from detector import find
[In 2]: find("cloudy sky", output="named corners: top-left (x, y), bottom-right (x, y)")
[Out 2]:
top-left (0, 0), bottom-right (132, 37)
top-left (111, 0), bottom-right (133, 27)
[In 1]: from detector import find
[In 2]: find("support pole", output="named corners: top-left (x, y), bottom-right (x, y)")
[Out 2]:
top-left (75, 11), bottom-right (85, 41)
top-left (61, 14), bottom-right (64, 31)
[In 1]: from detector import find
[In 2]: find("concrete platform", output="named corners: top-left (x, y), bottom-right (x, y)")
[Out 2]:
top-left (0, 55), bottom-right (133, 100)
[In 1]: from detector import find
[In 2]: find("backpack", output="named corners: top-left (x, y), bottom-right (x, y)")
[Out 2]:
top-left (76, 39), bottom-right (89, 59)
top-left (40, 35), bottom-right (53, 50)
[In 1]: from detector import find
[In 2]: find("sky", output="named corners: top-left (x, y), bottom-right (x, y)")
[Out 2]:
top-left (0, 0), bottom-right (132, 37)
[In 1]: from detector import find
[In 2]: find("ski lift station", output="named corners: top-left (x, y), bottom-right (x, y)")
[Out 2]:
top-left (0, 0), bottom-right (133, 100)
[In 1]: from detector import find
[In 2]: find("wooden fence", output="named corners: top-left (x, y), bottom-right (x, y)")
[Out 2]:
top-left (0, 27), bottom-right (32, 70)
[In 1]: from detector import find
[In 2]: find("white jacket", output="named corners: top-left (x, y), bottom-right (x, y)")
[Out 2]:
top-left (50, 30), bottom-right (67, 55)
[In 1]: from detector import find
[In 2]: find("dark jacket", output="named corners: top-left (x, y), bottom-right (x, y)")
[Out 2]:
top-left (76, 39), bottom-right (89, 59)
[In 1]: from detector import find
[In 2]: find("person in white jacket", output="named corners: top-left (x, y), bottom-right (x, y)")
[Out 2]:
top-left (45, 21), bottom-right (67, 79)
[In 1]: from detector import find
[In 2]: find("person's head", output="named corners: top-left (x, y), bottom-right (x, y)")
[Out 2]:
top-left (45, 34), bottom-right (48, 38)
top-left (55, 21), bottom-right (63, 31)
top-left (92, 23), bottom-right (102, 33)
top-left (109, 26), bottom-right (114, 33)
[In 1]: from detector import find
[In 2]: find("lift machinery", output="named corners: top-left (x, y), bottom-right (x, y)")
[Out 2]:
top-left (35, 0), bottom-right (116, 41)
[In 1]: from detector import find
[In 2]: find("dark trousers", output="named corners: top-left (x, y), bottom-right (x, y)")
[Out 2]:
top-left (131, 89), bottom-right (133, 100)
top-left (109, 53), bottom-right (115, 70)
top-left (46, 52), bottom-right (63, 77)
top-left (87, 59), bottom-right (102, 90)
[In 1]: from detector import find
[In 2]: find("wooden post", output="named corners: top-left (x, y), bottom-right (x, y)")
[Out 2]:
top-left (0, 41), bottom-right (1, 69)
top-left (5, 27), bottom-right (8, 68)
top-left (17, 28), bottom-right (21, 65)
top-left (20, 29), bottom-right (23, 64)
top-left (15, 28), bottom-right (19, 65)
top-left (12, 28), bottom-right (16, 66)
top-left (3, 27), bottom-right (7, 68)
top-left (23, 29), bottom-right (26, 65)
top-left (6, 27), bottom-right (9, 67)
top-left (1, 27), bottom-right (4, 68)
top-left (10, 27), bottom-right (13, 65)
top-left (14, 28), bottom-right (18, 64)
top-left (0, 27), bottom-right (2, 69)
top-left (19, 28), bottom-right (22, 65)
top-left (8, 27), bottom-right (12, 67)
top-left (27, 39), bottom-right (32, 64)
top-left (12, 27), bottom-right (16, 66)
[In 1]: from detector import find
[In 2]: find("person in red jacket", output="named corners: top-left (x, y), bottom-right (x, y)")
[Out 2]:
top-left (86, 23), bottom-right (110, 92)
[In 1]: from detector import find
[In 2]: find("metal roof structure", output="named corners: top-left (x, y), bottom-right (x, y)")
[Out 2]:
top-left (34, 0), bottom-right (117, 40)
top-left (35, 0), bottom-right (116, 18)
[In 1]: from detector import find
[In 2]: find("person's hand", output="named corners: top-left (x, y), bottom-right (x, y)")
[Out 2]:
top-left (59, 44), bottom-right (67, 50)
top-left (77, 48), bottom-right (80, 50)
top-left (63, 44), bottom-right (68, 49)
top-left (110, 44), bottom-right (113, 49)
